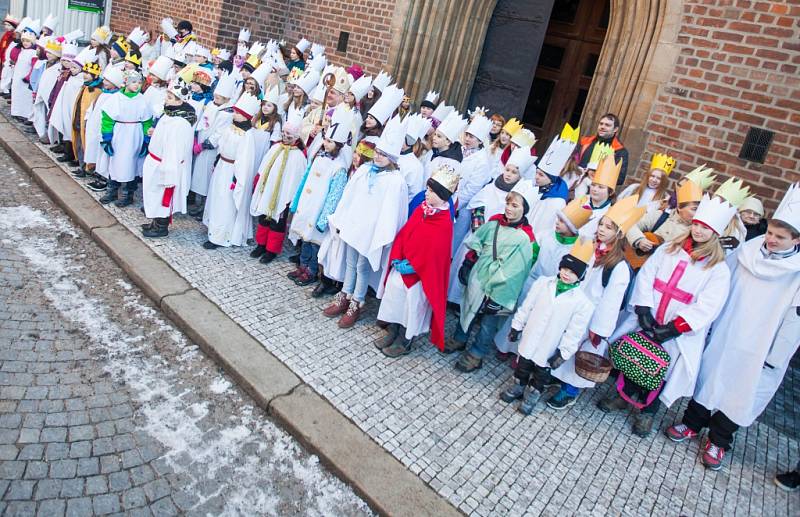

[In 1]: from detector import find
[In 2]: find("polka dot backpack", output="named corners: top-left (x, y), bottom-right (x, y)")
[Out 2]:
top-left (609, 330), bottom-right (671, 392)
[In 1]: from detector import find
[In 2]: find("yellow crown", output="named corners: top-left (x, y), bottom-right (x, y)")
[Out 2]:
top-left (82, 62), bottom-right (102, 76)
top-left (559, 197), bottom-right (592, 232)
top-left (124, 52), bottom-right (141, 67)
top-left (92, 26), bottom-right (111, 43)
top-left (684, 164), bottom-right (716, 189)
top-left (211, 47), bottom-right (222, 56)
top-left (560, 123), bottom-right (580, 144)
top-left (677, 179), bottom-right (704, 205)
top-left (113, 36), bottom-right (131, 56)
top-left (511, 128), bottom-right (536, 148)
top-left (177, 63), bottom-right (199, 84)
top-left (587, 142), bottom-right (613, 168)
top-left (502, 117), bottom-right (523, 136)
top-left (45, 39), bottom-right (62, 53)
top-left (245, 53), bottom-right (261, 69)
top-left (429, 163), bottom-right (460, 194)
top-left (593, 155), bottom-right (622, 191)
top-left (569, 238), bottom-right (595, 264)
top-left (650, 153), bottom-right (677, 176)
top-left (605, 196), bottom-right (646, 234)
top-left (715, 177), bottom-right (750, 208)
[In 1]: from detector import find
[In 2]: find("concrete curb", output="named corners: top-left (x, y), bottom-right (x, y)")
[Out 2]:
top-left (0, 116), bottom-right (461, 517)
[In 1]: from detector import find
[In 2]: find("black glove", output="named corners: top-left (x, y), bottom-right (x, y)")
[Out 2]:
top-left (508, 329), bottom-right (521, 342)
top-left (719, 236), bottom-right (740, 250)
top-left (481, 298), bottom-right (502, 315)
top-left (202, 139), bottom-right (215, 150)
top-left (635, 305), bottom-right (656, 332)
top-left (650, 321), bottom-right (681, 344)
top-left (548, 350), bottom-right (565, 370)
top-left (458, 256), bottom-right (476, 285)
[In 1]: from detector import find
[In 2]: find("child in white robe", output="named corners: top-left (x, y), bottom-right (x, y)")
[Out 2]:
top-left (9, 27), bottom-right (36, 120)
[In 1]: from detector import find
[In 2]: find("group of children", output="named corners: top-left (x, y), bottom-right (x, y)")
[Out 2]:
top-left (2, 13), bottom-right (798, 475)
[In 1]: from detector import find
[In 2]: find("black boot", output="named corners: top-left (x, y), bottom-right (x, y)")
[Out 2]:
top-left (187, 196), bottom-right (205, 217)
top-left (99, 180), bottom-right (120, 204)
top-left (259, 251), bottom-right (277, 264)
top-left (311, 275), bottom-right (339, 298)
top-left (49, 143), bottom-right (64, 154)
top-left (56, 145), bottom-right (75, 163)
top-left (142, 217), bottom-right (169, 238)
top-left (249, 245), bottom-right (266, 258)
top-left (202, 241), bottom-right (220, 250)
top-left (115, 181), bottom-right (136, 207)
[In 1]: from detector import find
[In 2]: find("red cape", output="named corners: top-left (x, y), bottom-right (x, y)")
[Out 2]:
top-left (0, 31), bottom-right (13, 68)
top-left (385, 205), bottom-right (453, 350)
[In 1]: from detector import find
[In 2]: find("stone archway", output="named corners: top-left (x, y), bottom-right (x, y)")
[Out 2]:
top-left (386, 0), bottom-right (682, 164)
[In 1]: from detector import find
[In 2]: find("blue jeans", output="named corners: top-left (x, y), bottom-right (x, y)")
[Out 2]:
top-left (300, 241), bottom-right (320, 276)
top-left (342, 244), bottom-right (370, 302)
top-left (561, 383), bottom-right (581, 397)
top-left (455, 313), bottom-right (505, 359)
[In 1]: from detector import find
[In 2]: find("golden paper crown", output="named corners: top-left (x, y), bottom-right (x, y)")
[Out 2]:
top-left (245, 53), bottom-right (261, 69)
top-left (560, 123), bottom-right (580, 143)
top-left (587, 142), bottom-right (613, 168)
top-left (502, 117), bottom-right (523, 136)
top-left (605, 196), bottom-right (646, 234)
top-left (192, 68), bottom-right (213, 86)
top-left (511, 128), bottom-right (536, 148)
top-left (715, 177), bottom-right (750, 208)
top-left (92, 26), bottom-right (111, 43)
top-left (684, 164), bottom-right (716, 189)
top-left (676, 179), bottom-right (704, 205)
top-left (113, 35), bottom-right (131, 55)
top-left (124, 52), bottom-right (141, 67)
top-left (332, 67), bottom-right (351, 94)
top-left (177, 63), bottom-right (199, 84)
top-left (82, 62), bottom-right (102, 76)
top-left (569, 238), bottom-right (595, 264)
top-left (559, 197), bottom-right (592, 232)
top-left (211, 47), bottom-right (221, 56)
top-left (430, 164), bottom-right (460, 194)
top-left (593, 155), bottom-right (622, 191)
top-left (650, 153), bottom-right (677, 176)
top-left (45, 39), bottom-right (62, 53)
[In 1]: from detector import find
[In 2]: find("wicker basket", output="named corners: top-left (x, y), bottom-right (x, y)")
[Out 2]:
top-left (575, 351), bottom-right (612, 383)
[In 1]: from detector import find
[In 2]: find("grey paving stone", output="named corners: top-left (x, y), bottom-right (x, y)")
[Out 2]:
top-left (66, 497), bottom-right (93, 517)
top-left (49, 459), bottom-right (77, 479)
top-left (122, 487), bottom-right (147, 510)
top-left (93, 493), bottom-right (121, 515)
top-left (86, 475), bottom-right (108, 495)
top-left (33, 479), bottom-right (62, 501)
top-left (77, 457), bottom-right (100, 477)
top-left (17, 444), bottom-right (44, 461)
top-left (59, 478), bottom-right (84, 498)
top-left (5, 479), bottom-right (35, 500)
top-left (36, 499), bottom-right (66, 517)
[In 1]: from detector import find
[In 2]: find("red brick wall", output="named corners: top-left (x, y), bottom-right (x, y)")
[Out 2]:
top-left (110, 0), bottom-right (225, 48)
top-left (640, 0), bottom-right (800, 211)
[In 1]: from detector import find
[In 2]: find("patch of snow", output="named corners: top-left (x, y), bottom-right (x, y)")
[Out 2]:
top-left (209, 376), bottom-right (232, 394)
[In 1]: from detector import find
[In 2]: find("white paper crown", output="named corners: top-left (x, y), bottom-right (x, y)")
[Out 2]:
top-left (773, 183), bottom-right (800, 233)
top-left (511, 179), bottom-right (539, 213)
top-left (63, 30), bottom-right (84, 44)
top-left (248, 41), bottom-right (265, 57)
top-left (74, 47), bottom-right (97, 67)
top-left (236, 42), bottom-right (247, 57)
top-left (405, 113), bottom-right (433, 143)
top-left (349, 74), bottom-right (372, 101)
top-left (537, 135), bottom-right (578, 176)
top-left (234, 92), bottom-right (260, 118)
top-left (508, 147), bottom-right (536, 176)
top-left (367, 84), bottom-right (404, 126)
top-left (308, 53), bottom-right (326, 72)
top-left (326, 104), bottom-right (356, 144)
top-left (238, 28), bottom-right (251, 42)
top-left (372, 70), bottom-right (392, 93)
top-left (694, 194), bottom-right (737, 235)
top-left (295, 37), bottom-right (310, 53)
top-left (127, 27), bottom-right (148, 48)
top-left (310, 42), bottom-right (324, 57)
top-left (264, 86), bottom-right (289, 115)
top-left (375, 115), bottom-right (408, 160)
top-left (160, 18), bottom-right (178, 39)
top-left (102, 66), bottom-right (125, 88)
top-left (430, 103), bottom-right (453, 123)
top-left (149, 55), bottom-right (173, 81)
top-left (424, 90), bottom-right (439, 104)
top-left (465, 114), bottom-right (492, 146)
top-left (437, 110), bottom-right (468, 143)
top-left (293, 68), bottom-right (320, 96)
top-left (250, 62), bottom-right (271, 89)
top-left (42, 14), bottom-right (58, 31)
top-left (214, 71), bottom-right (238, 100)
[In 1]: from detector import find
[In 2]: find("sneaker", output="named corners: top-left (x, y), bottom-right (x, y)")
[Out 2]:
top-left (664, 423), bottom-right (699, 443)
top-left (441, 337), bottom-right (466, 355)
top-left (597, 392), bottom-right (629, 413)
top-left (455, 352), bottom-right (483, 373)
top-left (518, 389), bottom-right (541, 415)
top-left (323, 292), bottom-right (350, 318)
top-left (500, 383), bottom-right (525, 403)
top-left (774, 470), bottom-right (800, 492)
top-left (632, 413), bottom-right (655, 437)
top-left (294, 269), bottom-right (317, 287)
top-left (701, 438), bottom-right (725, 471)
top-left (87, 180), bottom-right (107, 192)
top-left (337, 300), bottom-right (362, 328)
top-left (547, 390), bottom-right (577, 410)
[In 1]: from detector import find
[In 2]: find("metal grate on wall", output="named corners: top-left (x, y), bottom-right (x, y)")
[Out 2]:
top-left (739, 126), bottom-right (774, 164)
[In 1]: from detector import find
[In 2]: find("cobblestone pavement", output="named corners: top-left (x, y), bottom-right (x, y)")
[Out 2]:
top-left (4, 107), bottom-right (799, 516)
top-left (0, 147), bottom-right (370, 515)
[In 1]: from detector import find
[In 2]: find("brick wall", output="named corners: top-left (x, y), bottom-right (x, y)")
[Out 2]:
top-left (110, 0), bottom-right (225, 48)
top-left (639, 0), bottom-right (800, 211)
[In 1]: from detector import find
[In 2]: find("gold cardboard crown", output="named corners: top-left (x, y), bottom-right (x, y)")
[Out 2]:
top-left (192, 68), bottom-right (213, 86)
top-left (676, 179), bottom-right (704, 205)
top-left (430, 164), bottom-right (460, 194)
top-left (124, 52), bottom-right (141, 67)
top-left (502, 117), bottom-right (523, 136)
top-left (82, 62), bottom-right (102, 76)
top-left (560, 123), bottom-right (580, 144)
top-left (715, 177), bottom-right (751, 208)
top-left (113, 35), bottom-right (131, 56)
top-left (245, 53), bottom-right (261, 69)
top-left (593, 155), bottom-right (622, 191)
top-left (560, 197), bottom-right (592, 231)
top-left (650, 153), bottom-right (677, 176)
top-left (605, 196), bottom-right (646, 234)
top-left (45, 39), bottom-right (62, 53)
top-left (569, 238), bottom-right (595, 264)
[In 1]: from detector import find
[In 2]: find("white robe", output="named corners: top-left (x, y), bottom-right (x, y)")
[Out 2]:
top-left (84, 92), bottom-right (114, 167)
top-left (226, 129), bottom-right (271, 246)
top-left (452, 148), bottom-right (492, 250)
top-left (512, 276), bottom-right (595, 367)
top-left (398, 152), bottom-right (425, 202)
top-left (530, 196), bottom-right (567, 239)
top-left (10, 48), bottom-right (35, 118)
top-left (610, 245), bottom-right (731, 408)
top-left (693, 238), bottom-right (800, 426)
top-left (249, 143), bottom-right (308, 222)
top-left (377, 269), bottom-right (432, 340)
top-left (142, 84), bottom-right (167, 119)
top-left (31, 62), bottom-right (61, 138)
top-left (0, 42), bottom-right (15, 92)
top-left (619, 183), bottom-right (661, 211)
top-left (289, 153), bottom-right (349, 246)
top-left (142, 114), bottom-right (194, 218)
top-left (49, 74), bottom-right (83, 140)
top-left (192, 103), bottom-right (232, 196)
top-left (103, 92), bottom-right (152, 183)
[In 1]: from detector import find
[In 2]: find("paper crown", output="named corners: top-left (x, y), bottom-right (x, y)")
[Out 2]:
top-left (739, 196), bottom-right (764, 217)
top-left (715, 177), bottom-right (750, 208)
top-left (684, 164), bottom-right (716, 189)
top-left (511, 128), bottom-right (536, 149)
top-left (124, 51), bottom-right (142, 67)
top-left (375, 115), bottom-right (407, 160)
top-left (238, 28), bottom-right (251, 42)
top-left (91, 25), bottom-right (112, 44)
top-left (177, 63), bottom-right (199, 84)
top-left (694, 194), bottom-right (737, 235)
top-left (507, 147), bottom-right (536, 175)
top-left (368, 83), bottom-right (404, 125)
top-left (349, 74), bottom-right (372, 101)
top-left (148, 55), bottom-right (173, 81)
top-left (468, 105), bottom-right (489, 119)
top-left (250, 62), bottom-right (271, 89)
top-left (234, 91), bottom-right (260, 118)
top-left (160, 18), bottom-right (178, 39)
top-left (292, 38), bottom-right (308, 54)
top-left (127, 27), bottom-right (148, 48)
top-left (773, 183), bottom-right (800, 233)
top-left (82, 61), bottom-right (102, 76)
top-left (605, 196), bottom-right (646, 234)
top-left (405, 113), bottom-right (432, 143)
top-left (61, 42), bottom-right (79, 59)
top-left (437, 110), bottom-right (468, 143)
top-left (331, 66), bottom-right (351, 94)
top-left (326, 104), bottom-right (356, 144)
top-left (308, 53), bottom-right (326, 72)
top-left (593, 155), bottom-right (622, 191)
top-left (557, 197), bottom-right (593, 233)
top-left (568, 238), bottom-right (595, 264)
top-left (192, 67), bottom-right (214, 87)
top-left (73, 47), bottom-right (97, 67)
top-left (212, 48), bottom-right (231, 61)
top-left (169, 78), bottom-right (192, 102)
top-left (430, 163), bottom-right (460, 194)
top-left (587, 142), bottom-right (613, 170)
top-left (293, 68), bottom-right (320, 96)
top-left (214, 71), bottom-right (238, 99)
top-left (311, 42), bottom-right (325, 57)
top-left (42, 14), bottom-right (58, 31)
top-left (45, 38), bottom-right (62, 55)
top-left (263, 86), bottom-right (289, 115)
top-left (538, 124), bottom-right (580, 176)
top-left (244, 53), bottom-right (261, 70)
top-left (62, 29), bottom-right (84, 44)
top-left (511, 179), bottom-right (539, 213)
top-left (424, 90), bottom-right (439, 104)
top-left (112, 35), bottom-right (131, 56)
top-left (465, 114), bottom-right (493, 146)
top-left (676, 179), bottom-right (704, 205)
top-left (502, 117), bottom-right (523, 136)
top-left (650, 153), bottom-right (677, 176)
top-left (3, 14), bottom-right (19, 27)
top-left (430, 103), bottom-right (454, 124)
top-left (372, 70), bottom-right (392, 92)
top-left (102, 66), bottom-right (125, 88)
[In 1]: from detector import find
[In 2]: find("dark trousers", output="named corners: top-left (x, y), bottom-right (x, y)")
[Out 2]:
top-left (681, 398), bottom-right (739, 450)
top-left (514, 357), bottom-right (552, 392)
top-left (622, 380), bottom-right (662, 414)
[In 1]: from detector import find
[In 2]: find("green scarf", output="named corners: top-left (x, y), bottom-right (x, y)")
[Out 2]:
top-left (556, 279), bottom-right (579, 296)
top-left (555, 232), bottom-right (578, 245)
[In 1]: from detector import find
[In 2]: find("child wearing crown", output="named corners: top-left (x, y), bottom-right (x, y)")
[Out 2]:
top-left (500, 239), bottom-right (595, 414)
top-left (527, 125), bottom-right (576, 238)
top-left (375, 164), bottom-right (460, 358)
top-left (618, 153), bottom-right (676, 212)
top-left (600, 188), bottom-right (733, 437)
top-left (69, 58), bottom-right (103, 177)
top-left (665, 184), bottom-right (800, 471)
top-left (574, 154), bottom-right (619, 241)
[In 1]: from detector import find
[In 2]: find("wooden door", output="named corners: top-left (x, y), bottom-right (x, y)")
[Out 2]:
top-left (524, 0), bottom-right (609, 152)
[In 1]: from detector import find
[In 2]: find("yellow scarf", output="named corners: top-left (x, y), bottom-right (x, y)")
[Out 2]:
top-left (256, 144), bottom-right (292, 219)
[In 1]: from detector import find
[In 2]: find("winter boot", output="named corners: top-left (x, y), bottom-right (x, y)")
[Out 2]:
top-left (375, 323), bottom-right (400, 350)
top-left (187, 196), bottom-right (205, 217)
top-left (142, 217), bottom-right (169, 238)
top-left (115, 182), bottom-right (136, 207)
top-left (202, 241), bottom-right (220, 250)
top-left (323, 292), bottom-right (350, 318)
top-left (99, 180), bottom-right (120, 204)
top-left (49, 143), bottom-right (64, 153)
top-left (249, 245), bottom-right (266, 259)
top-left (337, 300), bottom-right (363, 328)
top-left (518, 388), bottom-right (541, 415)
top-left (500, 382), bottom-right (526, 403)
top-left (294, 268), bottom-right (317, 286)
top-left (455, 352), bottom-right (483, 373)
top-left (632, 412), bottom-right (655, 437)
top-left (597, 391), bottom-right (629, 413)
top-left (312, 276), bottom-right (339, 297)
top-left (382, 330), bottom-right (412, 358)
top-left (287, 265), bottom-right (304, 280)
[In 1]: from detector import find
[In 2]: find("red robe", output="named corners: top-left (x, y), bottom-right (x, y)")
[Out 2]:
top-left (0, 31), bottom-right (14, 68)
top-left (385, 204), bottom-right (453, 350)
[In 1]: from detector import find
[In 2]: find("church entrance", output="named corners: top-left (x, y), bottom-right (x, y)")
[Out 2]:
top-left (468, 0), bottom-right (609, 151)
